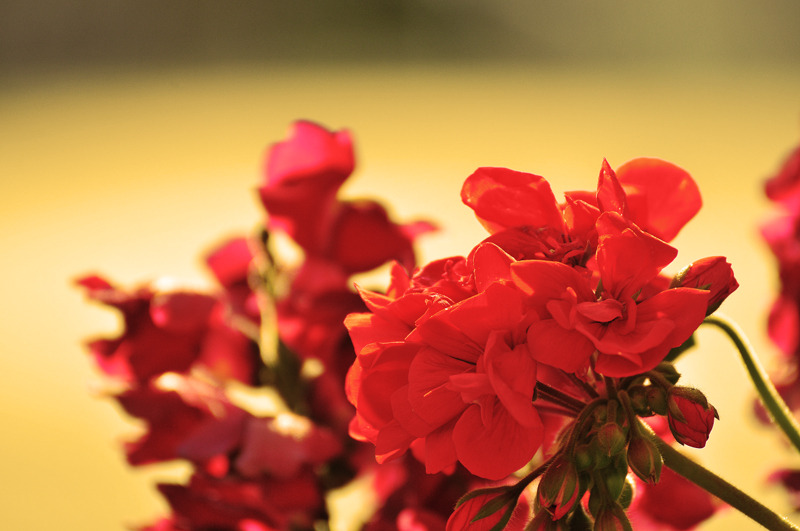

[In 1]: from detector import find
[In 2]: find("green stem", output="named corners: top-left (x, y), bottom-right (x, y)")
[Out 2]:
top-left (703, 314), bottom-right (800, 454)
top-left (650, 432), bottom-right (799, 530)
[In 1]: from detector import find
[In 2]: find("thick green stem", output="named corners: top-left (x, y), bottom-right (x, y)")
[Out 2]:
top-left (703, 314), bottom-right (800, 454)
top-left (651, 432), bottom-right (799, 530)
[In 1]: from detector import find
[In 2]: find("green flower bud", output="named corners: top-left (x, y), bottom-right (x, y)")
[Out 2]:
top-left (627, 434), bottom-right (663, 485)
top-left (603, 456), bottom-right (628, 501)
top-left (594, 504), bottom-right (633, 531)
top-left (524, 510), bottom-right (570, 531)
top-left (646, 386), bottom-right (668, 416)
top-left (574, 444), bottom-right (594, 471)
top-left (538, 455), bottom-right (582, 520)
top-left (654, 362), bottom-right (682, 384)
top-left (618, 476), bottom-right (635, 510)
top-left (596, 422), bottom-right (627, 457)
top-left (627, 385), bottom-right (652, 416)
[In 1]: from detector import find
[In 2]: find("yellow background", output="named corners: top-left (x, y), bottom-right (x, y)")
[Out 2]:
top-left (2, 4), bottom-right (800, 530)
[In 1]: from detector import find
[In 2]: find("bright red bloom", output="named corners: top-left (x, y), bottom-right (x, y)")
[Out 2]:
top-left (666, 387), bottom-right (718, 448)
top-left (461, 158), bottom-right (701, 263)
top-left (347, 245), bottom-right (545, 480)
top-left (344, 257), bottom-right (475, 448)
top-left (512, 213), bottom-right (709, 377)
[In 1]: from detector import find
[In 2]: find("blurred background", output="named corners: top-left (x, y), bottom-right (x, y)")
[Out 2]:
top-left (2, 1), bottom-right (800, 529)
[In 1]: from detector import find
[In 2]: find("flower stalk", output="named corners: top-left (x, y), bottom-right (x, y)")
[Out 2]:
top-left (703, 313), bottom-right (800, 454)
top-left (646, 426), bottom-right (799, 531)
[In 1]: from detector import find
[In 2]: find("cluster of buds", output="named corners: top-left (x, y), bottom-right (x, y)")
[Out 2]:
top-left (455, 360), bottom-right (720, 531)
top-left (533, 366), bottom-right (717, 529)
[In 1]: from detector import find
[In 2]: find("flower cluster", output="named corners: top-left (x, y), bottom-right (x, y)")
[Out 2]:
top-left (80, 121), bottom-right (753, 531)
top-left (346, 156), bottom-right (737, 528)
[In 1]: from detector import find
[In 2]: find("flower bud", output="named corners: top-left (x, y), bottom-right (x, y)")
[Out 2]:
top-left (618, 476), bottom-right (635, 510)
top-left (653, 362), bottom-right (682, 385)
top-left (594, 504), bottom-right (633, 531)
top-left (524, 511), bottom-right (569, 531)
top-left (574, 444), bottom-right (594, 471)
top-left (596, 423), bottom-right (627, 457)
top-left (603, 454), bottom-right (629, 501)
top-left (671, 256), bottom-right (738, 316)
top-left (448, 485), bottom-right (529, 531)
top-left (667, 387), bottom-right (718, 448)
top-left (646, 387), bottom-right (668, 416)
top-left (627, 385), bottom-right (652, 416)
top-left (626, 434), bottom-right (662, 485)
top-left (538, 456), bottom-right (582, 520)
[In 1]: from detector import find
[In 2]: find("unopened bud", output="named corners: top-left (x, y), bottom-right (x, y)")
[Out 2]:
top-left (603, 454), bottom-right (629, 501)
top-left (627, 434), bottom-right (662, 485)
top-left (627, 385), bottom-right (652, 416)
top-left (654, 362), bottom-right (681, 384)
top-left (671, 256), bottom-right (738, 316)
top-left (596, 423), bottom-right (627, 457)
top-left (447, 485), bottom-right (519, 531)
top-left (646, 387), bottom-right (668, 416)
top-left (618, 476), bottom-right (635, 510)
top-left (594, 504), bottom-right (633, 531)
top-left (667, 387), bottom-right (718, 448)
top-left (538, 455), bottom-right (582, 520)
top-left (574, 444), bottom-right (594, 471)
top-left (524, 510), bottom-right (569, 531)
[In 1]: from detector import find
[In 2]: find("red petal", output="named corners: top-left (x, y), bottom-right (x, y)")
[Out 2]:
top-left (615, 158), bottom-right (701, 242)
top-left (461, 167), bottom-right (564, 234)
top-left (596, 158), bottom-right (628, 217)
top-left (453, 401), bottom-right (543, 480)
top-left (596, 212), bottom-right (677, 298)
top-left (526, 319), bottom-right (595, 373)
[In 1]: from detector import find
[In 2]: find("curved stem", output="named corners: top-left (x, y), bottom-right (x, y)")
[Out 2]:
top-left (703, 314), bottom-right (800, 454)
top-left (650, 431), bottom-right (799, 530)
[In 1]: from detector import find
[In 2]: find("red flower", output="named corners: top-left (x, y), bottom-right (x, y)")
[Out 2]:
top-left (205, 236), bottom-right (260, 326)
top-left (259, 121), bottom-right (434, 274)
top-left (629, 467), bottom-right (722, 530)
top-left (114, 378), bottom-right (247, 466)
top-left (346, 247), bottom-right (546, 479)
top-left (76, 275), bottom-right (258, 385)
top-left (512, 213), bottom-right (709, 377)
top-left (666, 387), bottom-right (718, 448)
top-left (234, 412), bottom-right (342, 479)
top-left (765, 142), bottom-right (800, 206)
top-left (158, 471), bottom-right (323, 531)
